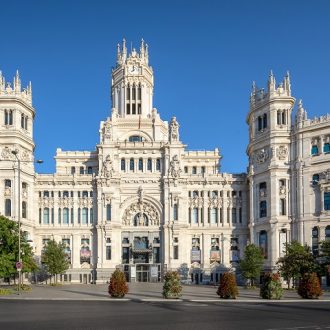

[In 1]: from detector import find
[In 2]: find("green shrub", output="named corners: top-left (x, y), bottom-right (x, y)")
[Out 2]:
top-left (298, 273), bottom-right (323, 299)
top-left (108, 269), bottom-right (129, 298)
top-left (217, 272), bottom-right (238, 299)
top-left (0, 288), bottom-right (12, 295)
top-left (260, 273), bottom-right (283, 299)
top-left (162, 271), bottom-right (182, 299)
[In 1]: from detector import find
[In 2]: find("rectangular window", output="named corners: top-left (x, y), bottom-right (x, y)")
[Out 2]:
top-left (173, 204), bottom-right (178, 221)
top-left (71, 208), bottom-right (74, 224)
top-left (106, 204), bottom-right (111, 221)
top-left (311, 145), bottom-right (319, 156)
top-left (173, 245), bottom-right (179, 259)
top-left (220, 208), bottom-right (223, 223)
top-left (22, 201), bottom-right (27, 218)
top-left (58, 208), bottom-right (61, 224)
top-left (5, 199), bottom-right (11, 216)
top-left (232, 208), bottom-right (237, 224)
top-left (324, 192), bottom-right (330, 211)
top-left (260, 201), bottom-right (267, 218)
top-left (43, 208), bottom-right (50, 225)
top-left (82, 208), bottom-right (88, 224)
top-left (51, 208), bottom-right (54, 224)
top-left (82, 191), bottom-right (88, 198)
top-left (227, 208), bottom-right (230, 223)
top-left (63, 191), bottom-right (69, 198)
top-left (239, 207), bottom-right (242, 223)
top-left (126, 103), bottom-right (130, 114)
top-left (211, 208), bottom-right (217, 224)
top-left (63, 208), bottom-right (69, 224)
top-left (71, 167), bottom-right (75, 174)
top-left (324, 143), bottom-right (330, 153)
top-left (192, 208), bottom-right (198, 224)
top-left (280, 199), bottom-right (286, 215)
top-left (90, 208), bottom-right (93, 224)
top-left (106, 246), bottom-right (111, 260)
top-left (78, 208), bottom-right (81, 224)
top-left (153, 247), bottom-right (160, 263)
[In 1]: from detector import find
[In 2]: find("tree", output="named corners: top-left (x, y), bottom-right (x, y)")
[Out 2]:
top-left (0, 215), bottom-right (37, 283)
top-left (239, 244), bottom-right (264, 287)
top-left (42, 240), bottom-right (69, 284)
top-left (108, 269), bottom-right (129, 298)
top-left (217, 272), bottom-right (238, 299)
top-left (277, 241), bottom-right (317, 288)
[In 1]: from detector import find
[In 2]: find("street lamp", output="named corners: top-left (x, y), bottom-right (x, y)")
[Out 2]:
top-left (11, 150), bottom-right (43, 295)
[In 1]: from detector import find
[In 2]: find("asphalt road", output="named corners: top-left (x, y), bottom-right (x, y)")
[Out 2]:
top-left (0, 300), bottom-right (330, 330)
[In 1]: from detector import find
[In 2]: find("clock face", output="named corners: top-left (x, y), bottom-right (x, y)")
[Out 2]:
top-left (129, 65), bottom-right (140, 74)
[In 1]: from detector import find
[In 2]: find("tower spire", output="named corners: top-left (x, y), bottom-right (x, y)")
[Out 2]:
top-left (122, 38), bottom-right (127, 61)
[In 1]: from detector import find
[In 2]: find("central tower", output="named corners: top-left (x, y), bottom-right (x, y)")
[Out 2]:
top-left (112, 39), bottom-right (154, 118)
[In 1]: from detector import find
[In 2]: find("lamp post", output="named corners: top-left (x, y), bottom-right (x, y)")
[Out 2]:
top-left (11, 150), bottom-right (43, 295)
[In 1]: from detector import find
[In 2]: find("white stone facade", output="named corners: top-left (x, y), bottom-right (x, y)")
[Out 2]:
top-left (0, 41), bottom-right (329, 284)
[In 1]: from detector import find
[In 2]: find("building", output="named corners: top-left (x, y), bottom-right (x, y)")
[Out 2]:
top-left (0, 40), bottom-right (329, 284)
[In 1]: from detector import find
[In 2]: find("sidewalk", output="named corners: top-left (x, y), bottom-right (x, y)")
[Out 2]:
top-left (1, 283), bottom-right (330, 302)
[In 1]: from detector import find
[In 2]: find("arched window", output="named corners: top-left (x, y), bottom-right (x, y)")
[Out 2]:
top-left (130, 158), bottom-right (134, 171)
top-left (173, 204), bottom-right (178, 221)
top-left (87, 166), bottom-right (93, 174)
top-left (156, 158), bottom-right (161, 171)
top-left (121, 158), bottom-right (126, 171)
top-left (5, 199), bottom-right (11, 216)
top-left (259, 201), bottom-right (267, 218)
top-left (129, 135), bottom-right (144, 142)
top-left (80, 166), bottom-right (84, 174)
top-left (193, 191), bottom-right (199, 198)
top-left (324, 192), bottom-right (330, 211)
top-left (138, 158), bottom-right (143, 171)
top-left (312, 226), bottom-right (319, 256)
top-left (147, 158), bottom-right (152, 171)
top-left (132, 84), bottom-right (136, 100)
top-left (138, 85), bottom-right (141, 100)
top-left (43, 208), bottom-right (49, 224)
top-left (192, 166), bottom-right (197, 174)
top-left (63, 208), bottom-right (69, 224)
top-left (22, 201), bottom-right (27, 218)
top-left (259, 230), bottom-right (268, 258)
top-left (126, 85), bottom-right (130, 100)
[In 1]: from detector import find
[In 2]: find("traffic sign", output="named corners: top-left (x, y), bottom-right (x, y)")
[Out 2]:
top-left (16, 262), bottom-right (22, 271)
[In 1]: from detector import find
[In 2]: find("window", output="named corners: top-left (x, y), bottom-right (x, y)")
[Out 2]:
top-left (138, 85), bottom-right (141, 100)
top-left (106, 246), bottom-right (112, 260)
top-left (126, 86), bottom-right (130, 100)
top-left (130, 158), bottom-right (134, 171)
top-left (184, 166), bottom-right (188, 173)
top-left (212, 191), bottom-right (218, 198)
top-left (311, 145), bottom-right (319, 156)
top-left (263, 114), bottom-right (267, 129)
top-left (126, 103), bottom-right (130, 114)
top-left (63, 191), bottom-right (69, 198)
top-left (43, 208), bottom-right (50, 224)
top-left (22, 182), bottom-right (27, 189)
top-left (87, 167), bottom-right (93, 174)
top-left (43, 191), bottom-right (49, 198)
top-left (325, 226), bottom-right (330, 241)
top-left (324, 143), bottom-right (330, 153)
top-left (173, 245), bottom-right (179, 259)
top-left (78, 208), bottom-right (81, 224)
top-left (90, 208), bottom-right (93, 224)
top-left (280, 199), bottom-right (286, 215)
top-left (210, 208), bottom-right (217, 224)
top-left (132, 103), bottom-right (136, 115)
top-left (89, 191), bottom-right (93, 197)
top-left (63, 208), bottom-right (69, 224)
top-left (232, 208), bottom-right (237, 223)
top-left (106, 204), bottom-right (111, 221)
top-left (51, 208), bottom-right (54, 224)
top-left (71, 167), bottom-right (76, 174)
top-left (5, 199), bottom-right (11, 216)
top-left (282, 111), bottom-right (286, 125)
top-left (279, 179), bottom-right (286, 187)
top-left (71, 208), bottom-right (74, 224)
top-left (138, 158), bottom-right (143, 171)
top-left (239, 208), bottom-right (242, 223)
top-left (277, 111), bottom-right (281, 125)
top-left (129, 135), bottom-right (144, 142)
top-left (4, 110), bottom-right (13, 125)
top-left (324, 192), bottom-right (330, 211)
top-left (312, 227), bottom-right (319, 256)
top-left (260, 201), bottom-right (267, 218)
top-left (5, 179), bottom-right (11, 188)
top-left (80, 166), bottom-right (84, 174)
top-left (147, 158), bottom-right (152, 171)
top-left (58, 208), bottom-right (61, 224)
top-left (82, 191), bottom-right (88, 198)
top-left (173, 204), bottom-right (178, 221)
top-left (258, 116), bottom-right (262, 131)
top-left (22, 201), bottom-right (27, 218)
top-left (259, 182), bottom-right (267, 189)
top-left (82, 208), bottom-right (88, 224)
top-left (156, 158), bottom-right (161, 171)
top-left (192, 166), bottom-right (197, 174)
top-left (121, 158), bottom-right (126, 171)
top-left (192, 208), bottom-right (198, 224)
top-left (312, 174), bottom-right (319, 185)
top-left (259, 230), bottom-right (268, 258)
top-left (201, 166), bottom-right (205, 174)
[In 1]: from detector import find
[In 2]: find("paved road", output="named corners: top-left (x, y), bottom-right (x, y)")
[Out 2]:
top-left (0, 300), bottom-right (330, 330)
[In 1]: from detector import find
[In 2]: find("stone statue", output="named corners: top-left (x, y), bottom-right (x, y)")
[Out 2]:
top-left (101, 155), bottom-right (114, 178)
top-left (169, 155), bottom-right (181, 178)
top-left (170, 117), bottom-right (179, 142)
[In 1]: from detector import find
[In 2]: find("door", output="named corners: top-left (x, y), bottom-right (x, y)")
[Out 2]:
top-left (136, 265), bottom-right (149, 282)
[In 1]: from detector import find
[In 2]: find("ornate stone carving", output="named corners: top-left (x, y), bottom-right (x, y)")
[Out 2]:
top-left (276, 145), bottom-right (288, 160)
top-left (21, 150), bottom-right (30, 162)
top-left (169, 155), bottom-right (181, 178)
top-left (1, 147), bottom-right (11, 160)
top-left (320, 169), bottom-right (330, 182)
top-left (255, 148), bottom-right (269, 164)
top-left (103, 120), bottom-right (112, 142)
top-left (101, 155), bottom-right (114, 178)
top-left (169, 116), bottom-right (179, 142)
top-left (122, 201), bottom-right (160, 226)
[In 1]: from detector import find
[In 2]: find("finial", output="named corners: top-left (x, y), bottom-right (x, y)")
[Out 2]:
top-left (140, 38), bottom-right (145, 57)
top-left (298, 99), bottom-right (303, 108)
top-left (122, 38), bottom-right (127, 53)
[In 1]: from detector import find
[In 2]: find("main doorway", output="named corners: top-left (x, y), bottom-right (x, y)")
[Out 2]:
top-left (136, 264), bottom-right (149, 282)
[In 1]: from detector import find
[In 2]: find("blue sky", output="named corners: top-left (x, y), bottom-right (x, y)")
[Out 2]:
top-left (1, 0), bottom-right (330, 173)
